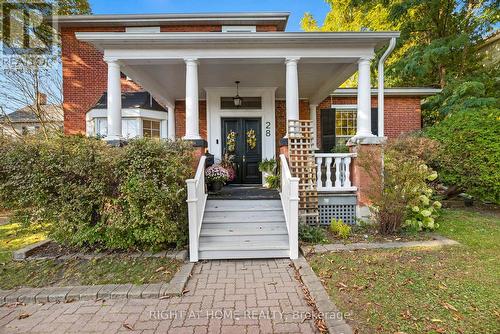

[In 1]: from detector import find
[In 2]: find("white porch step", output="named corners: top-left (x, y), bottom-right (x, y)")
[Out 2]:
top-left (197, 199), bottom-right (289, 260)
top-left (205, 199), bottom-right (282, 211)
top-left (202, 211), bottom-right (285, 223)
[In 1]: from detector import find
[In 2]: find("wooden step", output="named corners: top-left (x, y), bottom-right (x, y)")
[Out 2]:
top-left (200, 222), bottom-right (287, 230)
top-left (202, 211), bottom-right (285, 223)
top-left (205, 200), bottom-right (282, 211)
top-left (199, 234), bottom-right (289, 244)
top-left (200, 225), bottom-right (288, 236)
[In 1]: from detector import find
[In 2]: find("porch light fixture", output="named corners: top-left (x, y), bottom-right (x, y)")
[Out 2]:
top-left (233, 81), bottom-right (242, 107)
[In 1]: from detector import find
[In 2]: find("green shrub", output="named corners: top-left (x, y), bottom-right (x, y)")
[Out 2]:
top-left (258, 159), bottom-right (277, 174)
top-left (330, 219), bottom-right (351, 239)
top-left (425, 107), bottom-right (500, 204)
top-left (298, 224), bottom-right (327, 244)
top-left (265, 174), bottom-right (280, 190)
top-left (358, 137), bottom-right (441, 234)
top-left (0, 136), bottom-right (194, 250)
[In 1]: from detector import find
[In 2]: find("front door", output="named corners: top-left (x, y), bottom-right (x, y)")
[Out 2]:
top-left (221, 118), bottom-right (262, 184)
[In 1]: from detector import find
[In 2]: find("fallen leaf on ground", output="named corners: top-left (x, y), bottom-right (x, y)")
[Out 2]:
top-left (18, 313), bottom-right (30, 319)
top-left (123, 323), bottom-right (133, 330)
top-left (155, 266), bottom-right (165, 272)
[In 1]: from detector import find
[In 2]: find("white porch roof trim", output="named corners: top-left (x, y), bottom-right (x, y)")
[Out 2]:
top-left (332, 87), bottom-right (442, 97)
top-left (76, 31), bottom-right (401, 49)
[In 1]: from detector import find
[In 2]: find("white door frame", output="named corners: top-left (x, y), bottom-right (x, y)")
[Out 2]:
top-left (205, 87), bottom-right (277, 163)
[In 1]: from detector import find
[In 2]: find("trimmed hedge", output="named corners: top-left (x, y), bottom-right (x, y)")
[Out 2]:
top-left (0, 136), bottom-right (194, 250)
top-left (425, 107), bottom-right (500, 204)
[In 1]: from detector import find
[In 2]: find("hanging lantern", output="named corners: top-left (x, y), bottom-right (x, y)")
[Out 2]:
top-left (233, 81), bottom-right (242, 107)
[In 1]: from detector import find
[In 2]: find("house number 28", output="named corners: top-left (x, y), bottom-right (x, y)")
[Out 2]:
top-left (265, 122), bottom-right (271, 137)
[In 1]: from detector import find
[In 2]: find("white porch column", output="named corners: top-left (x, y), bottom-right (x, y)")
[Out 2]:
top-left (183, 58), bottom-right (201, 140)
top-left (309, 103), bottom-right (318, 149)
top-left (356, 57), bottom-right (374, 137)
top-left (106, 59), bottom-right (122, 141)
top-left (285, 57), bottom-right (300, 136)
top-left (167, 105), bottom-right (175, 140)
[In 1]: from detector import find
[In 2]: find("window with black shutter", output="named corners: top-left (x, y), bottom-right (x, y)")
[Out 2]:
top-left (371, 107), bottom-right (378, 136)
top-left (320, 108), bottom-right (336, 152)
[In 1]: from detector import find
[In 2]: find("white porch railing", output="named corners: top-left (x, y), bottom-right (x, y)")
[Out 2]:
top-left (315, 153), bottom-right (357, 192)
top-left (186, 155), bottom-right (207, 262)
top-left (279, 154), bottom-right (300, 259)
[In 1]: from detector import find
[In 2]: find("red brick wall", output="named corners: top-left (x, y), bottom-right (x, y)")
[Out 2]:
top-left (174, 100), bottom-right (207, 140)
top-left (62, 24), bottom-right (280, 134)
top-left (62, 26), bottom-right (142, 134)
top-left (274, 99), bottom-right (310, 152)
top-left (316, 95), bottom-right (422, 149)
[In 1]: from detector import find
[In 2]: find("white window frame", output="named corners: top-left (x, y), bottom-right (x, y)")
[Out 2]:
top-left (86, 108), bottom-right (168, 139)
top-left (222, 25), bottom-right (256, 32)
top-left (331, 104), bottom-right (357, 144)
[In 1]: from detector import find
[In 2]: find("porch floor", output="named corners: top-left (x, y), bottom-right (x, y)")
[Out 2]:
top-left (208, 185), bottom-right (279, 200)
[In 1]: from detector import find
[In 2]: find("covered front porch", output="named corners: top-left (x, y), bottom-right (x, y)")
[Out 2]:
top-left (77, 31), bottom-right (398, 261)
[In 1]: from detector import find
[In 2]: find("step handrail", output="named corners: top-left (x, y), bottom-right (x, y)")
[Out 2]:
top-left (279, 154), bottom-right (300, 259)
top-left (186, 155), bottom-right (207, 262)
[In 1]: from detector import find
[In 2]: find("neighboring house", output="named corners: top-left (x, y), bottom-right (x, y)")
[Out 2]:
top-left (0, 94), bottom-right (63, 137)
top-left (56, 12), bottom-right (440, 261)
top-left (477, 31), bottom-right (499, 66)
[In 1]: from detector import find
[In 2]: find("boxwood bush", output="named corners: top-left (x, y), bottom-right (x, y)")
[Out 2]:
top-left (0, 136), bottom-right (194, 250)
top-left (425, 106), bottom-right (500, 204)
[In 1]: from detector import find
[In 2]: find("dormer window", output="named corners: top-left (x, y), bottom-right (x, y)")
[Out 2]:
top-left (222, 25), bottom-right (256, 33)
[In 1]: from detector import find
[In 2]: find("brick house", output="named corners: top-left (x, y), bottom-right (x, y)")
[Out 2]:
top-left (57, 12), bottom-right (440, 261)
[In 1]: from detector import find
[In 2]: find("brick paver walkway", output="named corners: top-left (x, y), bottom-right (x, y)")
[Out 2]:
top-left (0, 259), bottom-right (319, 333)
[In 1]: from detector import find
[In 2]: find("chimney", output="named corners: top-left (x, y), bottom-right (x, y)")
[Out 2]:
top-left (37, 92), bottom-right (47, 105)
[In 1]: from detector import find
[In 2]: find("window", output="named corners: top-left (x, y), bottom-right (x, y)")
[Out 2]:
top-left (122, 119), bottom-right (139, 138)
top-left (335, 108), bottom-right (357, 146)
top-left (220, 97), bottom-right (262, 110)
top-left (95, 118), bottom-right (108, 137)
top-left (222, 25), bottom-right (256, 32)
top-left (142, 119), bottom-right (161, 138)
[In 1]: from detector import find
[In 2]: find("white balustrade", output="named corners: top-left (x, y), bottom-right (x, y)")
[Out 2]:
top-left (186, 156), bottom-right (207, 262)
top-left (315, 153), bottom-right (357, 192)
top-left (279, 154), bottom-right (300, 259)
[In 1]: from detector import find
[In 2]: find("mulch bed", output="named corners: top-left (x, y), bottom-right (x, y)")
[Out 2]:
top-left (321, 226), bottom-right (438, 245)
top-left (27, 240), bottom-right (178, 260)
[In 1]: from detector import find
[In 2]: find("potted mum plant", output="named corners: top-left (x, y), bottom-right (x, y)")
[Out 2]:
top-left (205, 164), bottom-right (229, 192)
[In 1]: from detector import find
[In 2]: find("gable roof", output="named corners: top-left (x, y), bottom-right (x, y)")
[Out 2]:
top-left (0, 105), bottom-right (63, 123)
top-left (92, 91), bottom-right (167, 111)
top-left (55, 12), bottom-right (290, 31)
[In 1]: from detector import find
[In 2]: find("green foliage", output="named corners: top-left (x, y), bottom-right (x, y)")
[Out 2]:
top-left (299, 224), bottom-right (327, 244)
top-left (330, 219), bottom-right (351, 239)
top-left (358, 136), bottom-right (441, 234)
top-left (0, 136), bottom-right (194, 250)
top-left (265, 174), bottom-right (281, 190)
top-left (426, 106), bottom-right (500, 203)
top-left (258, 158), bottom-right (277, 174)
top-left (330, 145), bottom-right (350, 153)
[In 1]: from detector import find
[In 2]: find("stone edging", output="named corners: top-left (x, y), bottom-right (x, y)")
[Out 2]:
top-left (13, 239), bottom-right (187, 261)
top-left (292, 256), bottom-right (353, 334)
top-left (0, 262), bottom-right (194, 304)
top-left (301, 235), bottom-right (459, 255)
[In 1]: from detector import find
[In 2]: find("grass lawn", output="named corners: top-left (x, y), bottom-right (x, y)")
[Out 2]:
top-left (0, 222), bottom-right (182, 290)
top-left (309, 209), bottom-right (500, 334)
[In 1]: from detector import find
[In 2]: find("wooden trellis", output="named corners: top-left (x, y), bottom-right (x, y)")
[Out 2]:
top-left (287, 120), bottom-right (318, 223)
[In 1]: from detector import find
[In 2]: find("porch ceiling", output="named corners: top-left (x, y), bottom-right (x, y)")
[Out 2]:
top-left (76, 31), bottom-right (400, 106)
top-left (121, 59), bottom-right (357, 103)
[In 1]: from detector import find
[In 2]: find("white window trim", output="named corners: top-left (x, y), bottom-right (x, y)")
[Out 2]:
top-left (86, 108), bottom-right (168, 139)
top-left (331, 104), bottom-right (358, 140)
top-left (222, 25), bottom-right (256, 32)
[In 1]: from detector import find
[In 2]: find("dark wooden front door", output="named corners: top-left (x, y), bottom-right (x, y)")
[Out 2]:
top-left (222, 118), bottom-right (262, 184)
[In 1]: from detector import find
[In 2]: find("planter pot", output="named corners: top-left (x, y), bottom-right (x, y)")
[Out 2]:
top-left (262, 172), bottom-right (271, 188)
top-left (210, 181), bottom-right (224, 193)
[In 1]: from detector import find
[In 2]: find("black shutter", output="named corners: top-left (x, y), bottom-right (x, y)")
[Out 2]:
top-left (371, 107), bottom-right (378, 136)
top-left (320, 108), bottom-right (336, 153)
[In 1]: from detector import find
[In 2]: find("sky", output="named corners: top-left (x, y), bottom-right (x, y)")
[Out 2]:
top-left (88, 0), bottom-right (330, 31)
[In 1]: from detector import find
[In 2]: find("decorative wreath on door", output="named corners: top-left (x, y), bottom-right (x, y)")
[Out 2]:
top-left (246, 129), bottom-right (257, 150)
top-left (226, 131), bottom-right (237, 152)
